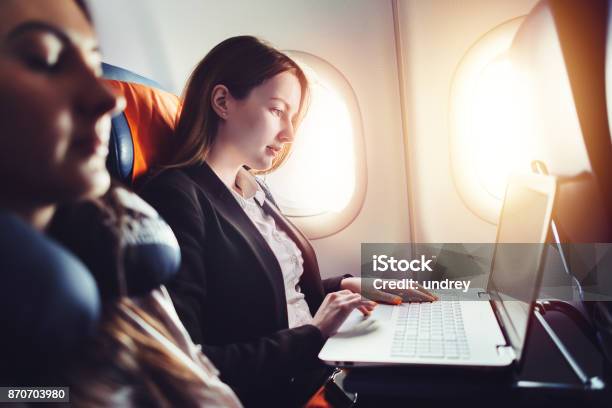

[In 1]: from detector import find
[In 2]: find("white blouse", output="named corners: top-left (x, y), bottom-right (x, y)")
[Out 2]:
top-left (229, 168), bottom-right (314, 328)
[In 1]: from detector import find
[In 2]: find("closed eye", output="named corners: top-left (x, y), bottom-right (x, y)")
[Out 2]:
top-left (22, 53), bottom-right (60, 72)
top-left (11, 33), bottom-right (65, 74)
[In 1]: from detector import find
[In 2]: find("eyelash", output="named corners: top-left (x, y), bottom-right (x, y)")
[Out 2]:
top-left (24, 57), bottom-right (55, 72)
top-left (22, 51), bottom-right (63, 74)
top-left (271, 108), bottom-right (285, 117)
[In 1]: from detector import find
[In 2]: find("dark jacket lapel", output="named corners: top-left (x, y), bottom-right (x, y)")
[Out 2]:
top-left (185, 163), bottom-right (289, 325)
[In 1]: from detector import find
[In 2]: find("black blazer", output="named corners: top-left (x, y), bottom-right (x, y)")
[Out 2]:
top-left (139, 162), bottom-right (346, 405)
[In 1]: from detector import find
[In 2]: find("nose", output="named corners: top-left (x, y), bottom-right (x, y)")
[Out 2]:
top-left (278, 118), bottom-right (296, 143)
top-left (75, 67), bottom-right (125, 120)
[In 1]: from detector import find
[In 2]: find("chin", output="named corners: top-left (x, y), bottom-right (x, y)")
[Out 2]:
top-left (88, 171), bottom-right (111, 198)
top-left (74, 169), bottom-right (111, 201)
top-left (249, 156), bottom-right (274, 172)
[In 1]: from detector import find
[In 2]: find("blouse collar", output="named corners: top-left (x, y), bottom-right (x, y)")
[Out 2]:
top-left (233, 167), bottom-right (266, 207)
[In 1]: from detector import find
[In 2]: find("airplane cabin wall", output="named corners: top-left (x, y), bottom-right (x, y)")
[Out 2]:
top-left (89, 0), bottom-right (549, 279)
top-left (396, 0), bottom-right (540, 244)
top-left (90, 0), bottom-right (410, 278)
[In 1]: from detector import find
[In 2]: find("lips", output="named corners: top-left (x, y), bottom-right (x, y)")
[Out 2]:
top-left (266, 145), bottom-right (281, 156)
top-left (72, 135), bottom-right (108, 158)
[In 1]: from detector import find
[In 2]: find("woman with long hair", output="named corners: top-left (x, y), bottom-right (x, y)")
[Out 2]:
top-left (0, 1), bottom-right (241, 406)
top-left (140, 35), bottom-right (436, 406)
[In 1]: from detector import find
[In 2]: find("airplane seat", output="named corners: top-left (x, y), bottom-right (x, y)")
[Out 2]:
top-left (510, 0), bottom-right (612, 242)
top-left (102, 63), bottom-right (181, 186)
top-left (510, 0), bottom-right (612, 374)
top-left (0, 212), bottom-right (101, 385)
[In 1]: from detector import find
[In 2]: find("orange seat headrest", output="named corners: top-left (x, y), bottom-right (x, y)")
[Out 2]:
top-left (102, 63), bottom-right (182, 184)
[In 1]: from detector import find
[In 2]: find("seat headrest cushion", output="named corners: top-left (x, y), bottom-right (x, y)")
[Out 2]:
top-left (105, 80), bottom-right (181, 182)
top-left (0, 213), bottom-right (100, 384)
top-left (48, 186), bottom-right (181, 300)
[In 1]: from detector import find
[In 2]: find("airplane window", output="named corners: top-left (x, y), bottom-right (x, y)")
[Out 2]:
top-left (262, 52), bottom-right (366, 239)
top-left (450, 18), bottom-right (530, 224)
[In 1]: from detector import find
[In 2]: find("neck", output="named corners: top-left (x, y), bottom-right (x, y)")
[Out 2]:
top-left (206, 140), bottom-right (244, 192)
top-left (0, 199), bottom-right (56, 231)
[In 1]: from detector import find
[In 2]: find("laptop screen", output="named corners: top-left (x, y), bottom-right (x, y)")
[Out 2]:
top-left (487, 176), bottom-right (555, 362)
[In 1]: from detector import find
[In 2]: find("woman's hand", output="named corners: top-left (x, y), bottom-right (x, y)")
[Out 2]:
top-left (312, 290), bottom-right (377, 338)
top-left (340, 277), bottom-right (437, 304)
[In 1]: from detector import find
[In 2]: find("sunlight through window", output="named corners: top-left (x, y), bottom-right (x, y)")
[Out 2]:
top-left (450, 18), bottom-right (529, 223)
top-left (265, 55), bottom-right (356, 216)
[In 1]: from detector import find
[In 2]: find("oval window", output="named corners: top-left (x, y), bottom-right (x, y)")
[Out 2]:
top-left (450, 18), bottom-right (528, 223)
top-left (262, 51), bottom-right (366, 239)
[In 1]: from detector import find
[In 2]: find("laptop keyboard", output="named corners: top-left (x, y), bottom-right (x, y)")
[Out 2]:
top-left (390, 301), bottom-right (470, 359)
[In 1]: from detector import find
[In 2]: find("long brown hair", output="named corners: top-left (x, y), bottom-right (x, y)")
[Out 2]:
top-left (67, 299), bottom-right (208, 407)
top-left (166, 35), bottom-right (309, 174)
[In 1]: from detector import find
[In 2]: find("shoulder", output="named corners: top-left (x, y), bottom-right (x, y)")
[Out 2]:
top-left (140, 168), bottom-right (197, 193)
top-left (137, 168), bottom-right (215, 227)
top-left (139, 168), bottom-right (206, 207)
top-left (112, 185), bottom-right (160, 218)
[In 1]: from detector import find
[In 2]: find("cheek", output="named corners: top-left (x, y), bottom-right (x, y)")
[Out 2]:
top-left (248, 111), bottom-right (279, 144)
top-left (0, 70), bottom-right (81, 196)
top-left (231, 109), bottom-right (273, 147)
top-left (52, 111), bottom-right (74, 160)
top-left (0, 99), bottom-right (70, 174)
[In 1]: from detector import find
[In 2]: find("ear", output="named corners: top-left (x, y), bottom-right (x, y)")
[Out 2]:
top-left (211, 84), bottom-right (231, 119)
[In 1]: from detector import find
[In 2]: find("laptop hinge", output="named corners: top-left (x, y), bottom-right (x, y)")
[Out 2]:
top-left (496, 345), bottom-right (517, 361)
top-left (477, 291), bottom-right (491, 300)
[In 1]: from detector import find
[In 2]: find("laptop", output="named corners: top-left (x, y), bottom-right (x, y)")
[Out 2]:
top-left (319, 173), bottom-right (556, 367)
